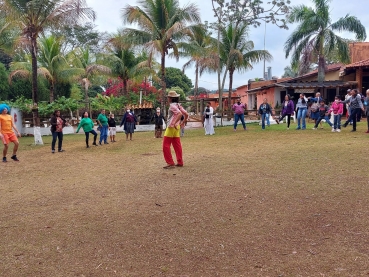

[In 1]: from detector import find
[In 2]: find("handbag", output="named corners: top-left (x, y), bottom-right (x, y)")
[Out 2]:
top-left (311, 103), bottom-right (319, 113)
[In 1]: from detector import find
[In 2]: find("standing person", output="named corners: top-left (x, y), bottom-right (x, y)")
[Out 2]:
top-left (308, 92), bottom-right (323, 128)
top-left (312, 99), bottom-right (333, 130)
top-left (276, 94), bottom-right (294, 129)
top-left (76, 111), bottom-right (98, 148)
top-left (232, 98), bottom-right (247, 131)
top-left (364, 89), bottom-right (369, 133)
top-left (295, 93), bottom-right (308, 130)
top-left (344, 89), bottom-right (352, 124)
top-left (0, 104), bottom-right (21, 162)
top-left (329, 96), bottom-right (344, 132)
top-left (204, 102), bottom-right (215, 135)
top-left (50, 110), bottom-right (67, 153)
top-left (162, 91), bottom-right (188, 169)
top-left (96, 109), bottom-right (108, 145)
top-left (108, 113), bottom-right (117, 142)
top-left (120, 108), bottom-right (138, 141)
top-left (258, 98), bottom-right (273, 130)
top-left (151, 107), bottom-right (164, 138)
top-left (342, 89), bottom-right (365, 132)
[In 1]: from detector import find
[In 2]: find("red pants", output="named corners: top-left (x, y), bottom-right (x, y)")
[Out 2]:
top-left (163, 136), bottom-right (183, 166)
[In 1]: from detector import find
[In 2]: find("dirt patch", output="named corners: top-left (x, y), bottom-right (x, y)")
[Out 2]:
top-left (1, 123), bottom-right (369, 276)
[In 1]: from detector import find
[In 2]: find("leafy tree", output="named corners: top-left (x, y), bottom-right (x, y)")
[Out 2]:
top-left (211, 0), bottom-right (290, 113)
top-left (154, 67), bottom-right (193, 95)
top-left (0, 50), bottom-right (12, 70)
top-left (122, 0), bottom-right (201, 113)
top-left (0, 0), bottom-right (95, 126)
top-left (52, 22), bottom-right (108, 54)
top-left (285, 0), bottom-right (366, 83)
top-left (0, 62), bottom-right (10, 100)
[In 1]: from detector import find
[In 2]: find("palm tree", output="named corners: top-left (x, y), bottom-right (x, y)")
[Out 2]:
top-left (68, 47), bottom-right (111, 106)
top-left (38, 35), bottom-right (69, 103)
top-left (179, 25), bottom-right (218, 102)
top-left (122, 0), bottom-right (201, 111)
top-left (284, 0), bottom-right (366, 83)
top-left (220, 23), bottom-right (272, 115)
top-left (1, 0), bottom-right (95, 125)
top-left (105, 33), bottom-right (157, 95)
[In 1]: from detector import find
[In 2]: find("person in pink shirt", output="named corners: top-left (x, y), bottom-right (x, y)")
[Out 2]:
top-left (329, 95), bottom-right (344, 132)
top-left (162, 91), bottom-right (188, 169)
top-left (232, 98), bottom-right (246, 131)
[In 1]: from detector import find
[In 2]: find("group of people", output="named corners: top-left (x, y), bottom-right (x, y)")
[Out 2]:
top-left (1, 88), bottom-right (369, 166)
top-left (257, 89), bottom-right (369, 133)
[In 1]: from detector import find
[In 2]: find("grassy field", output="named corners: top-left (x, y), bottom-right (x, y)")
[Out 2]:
top-left (1, 121), bottom-right (369, 277)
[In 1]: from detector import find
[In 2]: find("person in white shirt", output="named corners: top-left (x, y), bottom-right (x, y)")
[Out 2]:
top-left (204, 102), bottom-right (215, 135)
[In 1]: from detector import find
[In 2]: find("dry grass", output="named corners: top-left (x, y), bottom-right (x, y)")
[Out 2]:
top-left (1, 121), bottom-right (369, 277)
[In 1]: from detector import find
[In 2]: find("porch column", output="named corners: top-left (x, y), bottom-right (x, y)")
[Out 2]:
top-left (356, 68), bottom-right (363, 92)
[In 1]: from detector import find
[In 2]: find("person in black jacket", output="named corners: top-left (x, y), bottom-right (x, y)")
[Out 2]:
top-left (258, 98), bottom-right (274, 129)
top-left (151, 107), bottom-right (164, 138)
top-left (50, 110), bottom-right (66, 153)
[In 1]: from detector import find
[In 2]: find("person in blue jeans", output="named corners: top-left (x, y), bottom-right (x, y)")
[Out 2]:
top-left (295, 93), bottom-right (308, 130)
top-left (258, 98), bottom-right (273, 129)
top-left (312, 100), bottom-right (333, 130)
top-left (96, 109), bottom-right (109, 145)
top-left (232, 98), bottom-right (246, 131)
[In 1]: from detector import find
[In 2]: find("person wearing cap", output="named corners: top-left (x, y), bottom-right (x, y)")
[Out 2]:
top-left (162, 91), bottom-right (188, 169)
top-left (0, 104), bottom-right (21, 162)
top-left (151, 107), bottom-right (164, 138)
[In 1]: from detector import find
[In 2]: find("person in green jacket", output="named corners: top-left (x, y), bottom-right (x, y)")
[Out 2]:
top-left (76, 111), bottom-right (98, 148)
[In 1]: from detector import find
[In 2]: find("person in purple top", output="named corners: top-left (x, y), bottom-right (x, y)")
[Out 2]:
top-left (232, 98), bottom-right (246, 131)
top-left (275, 94), bottom-right (294, 129)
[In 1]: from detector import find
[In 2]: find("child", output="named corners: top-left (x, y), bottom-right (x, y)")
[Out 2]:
top-left (328, 96), bottom-right (343, 132)
top-left (312, 99), bottom-right (333, 130)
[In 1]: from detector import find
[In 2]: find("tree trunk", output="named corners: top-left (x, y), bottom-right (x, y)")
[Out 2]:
top-left (160, 52), bottom-right (167, 116)
top-left (228, 68), bottom-right (234, 120)
top-left (195, 63), bottom-right (199, 114)
top-left (31, 37), bottom-right (40, 127)
top-left (49, 82), bottom-right (54, 103)
top-left (216, 23), bottom-right (222, 122)
top-left (317, 55), bottom-right (325, 83)
top-left (123, 79), bottom-right (128, 95)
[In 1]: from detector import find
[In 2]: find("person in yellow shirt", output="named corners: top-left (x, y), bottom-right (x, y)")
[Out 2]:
top-left (0, 104), bottom-right (21, 162)
top-left (162, 91), bottom-right (188, 169)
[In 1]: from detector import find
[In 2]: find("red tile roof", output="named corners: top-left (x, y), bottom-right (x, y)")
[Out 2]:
top-left (344, 59), bottom-right (369, 68)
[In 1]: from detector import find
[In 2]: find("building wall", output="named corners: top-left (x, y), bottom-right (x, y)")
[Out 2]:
top-left (349, 42), bottom-right (369, 63)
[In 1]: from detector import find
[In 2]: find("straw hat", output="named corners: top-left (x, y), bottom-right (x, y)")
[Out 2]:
top-left (167, 91), bottom-right (180, 97)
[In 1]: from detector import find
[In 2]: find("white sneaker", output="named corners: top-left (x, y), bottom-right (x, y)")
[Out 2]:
top-left (331, 128), bottom-right (335, 132)
top-left (312, 128), bottom-right (317, 130)
top-left (336, 129), bottom-right (341, 132)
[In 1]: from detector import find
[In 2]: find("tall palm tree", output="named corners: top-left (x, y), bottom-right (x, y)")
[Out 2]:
top-left (38, 35), bottom-right (69, 102)
top-left (284, 0), bottom-right (366, 83)
top-left (122, 0), bottom-right (201, 111)
top-left (1, 0), bottom-right (95, 125)
top-left (105, 33), bottom-right (157, 96)
top-left (179, 25), bottom-right (218, 102)
top-left (220, 23), bottom-right (272, 115)
top-left (68, 47), bottom-right (111, 106)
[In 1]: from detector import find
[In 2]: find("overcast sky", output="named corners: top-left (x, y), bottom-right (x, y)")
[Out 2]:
top-left (86, 0), bottom-right (369, 90)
